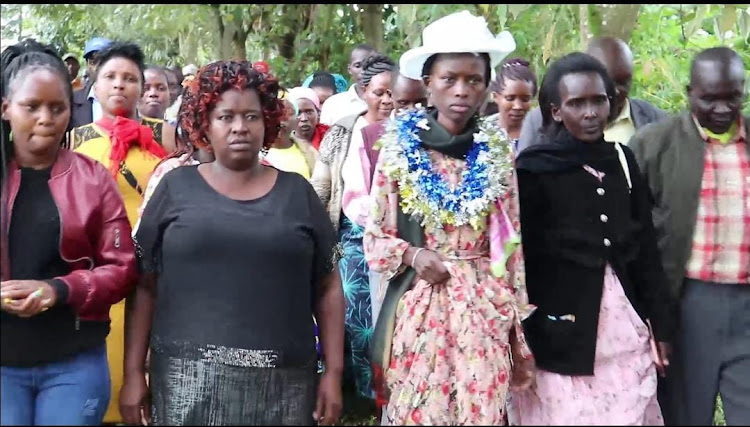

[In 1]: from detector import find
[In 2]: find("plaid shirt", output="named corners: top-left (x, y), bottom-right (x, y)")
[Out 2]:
top-left (685, 116), bottom-right (750, 284)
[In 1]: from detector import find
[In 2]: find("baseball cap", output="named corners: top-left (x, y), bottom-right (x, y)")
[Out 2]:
top-left (83, 37), bottom-right (112, 59)
top-left (62, 53), bottom-right (79, 63)
top-left (182, 64), bottom-right (198, 77)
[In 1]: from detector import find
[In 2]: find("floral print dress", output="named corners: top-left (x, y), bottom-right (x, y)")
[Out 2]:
top-left (364, 150), bottom-right (534, 425)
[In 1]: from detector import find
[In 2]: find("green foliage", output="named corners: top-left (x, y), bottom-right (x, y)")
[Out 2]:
top-left (629, 5), bottom-right (750, 113)
top-left (2, 4), bottom-right (748, 114)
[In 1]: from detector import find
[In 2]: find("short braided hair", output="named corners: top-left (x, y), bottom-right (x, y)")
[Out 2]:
top-left (490, 57), bottom-right (538, 96)
top-left (360, 53), bottom-right (396, 87)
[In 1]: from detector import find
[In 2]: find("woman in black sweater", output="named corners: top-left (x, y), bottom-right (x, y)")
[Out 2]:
top-left (508, 52), bottom-right (676, 425)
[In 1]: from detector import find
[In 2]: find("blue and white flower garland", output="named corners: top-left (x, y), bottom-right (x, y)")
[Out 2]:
top-left (379, 107), bottom-right (514, 230)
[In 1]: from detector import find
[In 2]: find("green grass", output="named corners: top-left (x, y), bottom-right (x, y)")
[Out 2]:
top-left (714, 395), bottom-right (726, 426)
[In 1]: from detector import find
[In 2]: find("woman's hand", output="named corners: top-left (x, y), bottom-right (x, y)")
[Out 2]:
top-left (1, 280), bottom-right (55, 317)
top-left (406, 247), bottom-right (451, 285)
top-left (510, 358), bottom-right (536, 392)
top-left (657, 341), bottom-right (672, 367)
top-left (509, 326), bottom-right (535, 391)
top-left (120, 372), bottom-right (151, 426)
top-left (313, 371), bottom-right (342, 425)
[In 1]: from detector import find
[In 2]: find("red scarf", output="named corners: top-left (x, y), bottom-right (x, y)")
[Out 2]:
top-left (311, 123), bottom-right (330, 151)
top-left (96, 116), bottom-right (168, 176)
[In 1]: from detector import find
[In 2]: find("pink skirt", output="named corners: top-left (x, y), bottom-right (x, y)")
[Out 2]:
top-left (507, 265), bottom-right (664, 425)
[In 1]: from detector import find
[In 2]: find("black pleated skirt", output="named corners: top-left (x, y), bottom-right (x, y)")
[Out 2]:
top-left (150, 353), bottom-right (318, 426)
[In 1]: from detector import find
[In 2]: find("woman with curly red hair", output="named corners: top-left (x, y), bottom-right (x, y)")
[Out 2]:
top-left (120, 60), bottom-right (345, 426)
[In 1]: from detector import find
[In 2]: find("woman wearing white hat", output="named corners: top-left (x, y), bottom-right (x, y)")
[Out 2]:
top-left (364, 10), bottom-right (535, 425)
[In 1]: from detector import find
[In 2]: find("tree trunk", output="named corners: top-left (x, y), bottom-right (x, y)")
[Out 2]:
top-left (598, 4), bottom-right (641, 42)
top-left (18, 6), bottom-right (23, 41)
top-left (579, 4), bottom-right (590, 48)
top-left (278, 33), bottom-right (296, 61)
top-left (361, 4), bottom-right (384, 52)
top-left (211, 5), bottom-right (229, 59)
top-left (232, 29), bottom-right (248, 60)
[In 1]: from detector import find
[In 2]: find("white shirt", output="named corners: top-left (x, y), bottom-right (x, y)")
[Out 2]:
top-left (319, 84), bottom-right (367, 126)
top-left (164, 95), bottom-right (182, 124)
top-left (87, 85), bottom-right (103, 123)
top-left (341, 116), bottom-right (371, 227)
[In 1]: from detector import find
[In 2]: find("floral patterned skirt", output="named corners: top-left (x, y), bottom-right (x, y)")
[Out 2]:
top-left (382, 257), bottom-right (518, 425)
top-left (507, 265), bottom-right (663, 425)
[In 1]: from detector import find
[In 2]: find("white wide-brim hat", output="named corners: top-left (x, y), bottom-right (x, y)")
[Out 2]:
top-left (400, 10), bottom-right (516, 80)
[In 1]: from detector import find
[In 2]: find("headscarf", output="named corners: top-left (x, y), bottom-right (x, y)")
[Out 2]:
top-left (515, 128), bottom-right (614, 173)
top-left (288, 86), bottom-right (321, 111)
top-left (252, 60), bottom-right (270, 74)
top-left (332, 74), bottom-right (349, 93)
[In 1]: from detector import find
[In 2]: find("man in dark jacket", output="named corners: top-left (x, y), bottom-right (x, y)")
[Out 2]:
top-left (517, 37), bottom-right (667, 153)
top-left (70, 37), bottom-right (111, 129)
top-left (630, 47), bottom-right (749, 426)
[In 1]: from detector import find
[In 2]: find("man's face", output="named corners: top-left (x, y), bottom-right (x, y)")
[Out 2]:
top-left (164, 69), bottom-right (181, 106)
top-left (392, 75), bottom-right (427, 113)
top-left (348, 48), bottom-right (375, 87)
top-left (588, 48), bottom-right (633, 118)
top-left (688, 59), bottom-right (746, 134)
top-left (64, 58), bottom-right (80, 80)
top-left (85, 53), bottom-right (100, 78)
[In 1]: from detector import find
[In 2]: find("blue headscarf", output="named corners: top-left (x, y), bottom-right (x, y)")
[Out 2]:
top-left (302, 73), bottom-right (349, 94)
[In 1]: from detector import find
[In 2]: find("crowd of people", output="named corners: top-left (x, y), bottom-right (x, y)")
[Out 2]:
top-left (1, 8), bottom-right (748, 427)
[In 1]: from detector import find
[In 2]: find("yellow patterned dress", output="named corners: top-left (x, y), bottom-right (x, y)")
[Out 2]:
top-left (72, 118), bottom-right (164, 423)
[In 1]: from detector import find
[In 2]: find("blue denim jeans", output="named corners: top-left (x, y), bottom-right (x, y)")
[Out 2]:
top-left (1, 345), bottom-right (111, 426)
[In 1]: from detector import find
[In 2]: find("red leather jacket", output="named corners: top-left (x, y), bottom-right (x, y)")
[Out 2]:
top-left (1, 149), bottom-right (138, 323)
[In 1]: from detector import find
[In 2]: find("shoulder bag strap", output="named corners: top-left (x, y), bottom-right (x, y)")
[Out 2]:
top-left (119, 162), bottom-right (144, 196)
top-left (614, 142), bottom-right (632, 192)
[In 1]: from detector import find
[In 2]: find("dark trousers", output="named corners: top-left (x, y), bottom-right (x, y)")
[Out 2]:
top-left (657, 373), bottom-right (680, 425)
top-left (675, 279), bottom-right (750, 426)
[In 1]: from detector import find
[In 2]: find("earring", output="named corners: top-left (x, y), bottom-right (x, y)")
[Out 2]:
top-left (261, 145), bottom-right (270, 156)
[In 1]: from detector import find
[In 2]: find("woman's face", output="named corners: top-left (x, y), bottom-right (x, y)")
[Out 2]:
top-left (426, 54), bottom-right (488, 131)
top-left (552, 71), bottom-right (610, 142)
top-left (296, 98), bottom-right (319, 139)
top-left (206, 88), bottom-right (265, 171)
top-left (363, 71), bottom-right (394, 121)
top-left (493, 79), bottom-right (534, 130)
top-left (139, 69), bottom-right (170, 119)
top-left (311, 86), bottom-right (334, 106)
top-left (279, 99), bottom-right (297, 136)
top-left (94, 56), bottom-right (142, 118)
top-left (1, 69), bottom-right (71, 160)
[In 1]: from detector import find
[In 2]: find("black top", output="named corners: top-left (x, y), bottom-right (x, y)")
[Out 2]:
top-left (517, 140), bottom-right (676, 376)
top-left (135, 166), bottom-right (337, 368)
top-left (2, 167), bottom-right (108, 367)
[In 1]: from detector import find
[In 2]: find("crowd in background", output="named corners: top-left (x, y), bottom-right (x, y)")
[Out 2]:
top-left (1, 8), bottom-right (748, 427)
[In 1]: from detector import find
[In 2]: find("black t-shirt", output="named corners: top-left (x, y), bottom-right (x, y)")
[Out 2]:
top-left (2, 167), bottom-right (108, 367)
top-left (135, 166), bottom-right (337, 368)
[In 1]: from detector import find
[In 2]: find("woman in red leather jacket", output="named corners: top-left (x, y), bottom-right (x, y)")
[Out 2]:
top-left (0, 39), bottom-right (138, 426)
